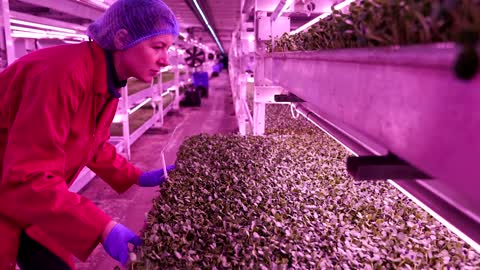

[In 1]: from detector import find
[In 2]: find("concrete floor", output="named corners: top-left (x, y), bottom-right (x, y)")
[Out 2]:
top-left (75, 71), bottom-right (237, 270)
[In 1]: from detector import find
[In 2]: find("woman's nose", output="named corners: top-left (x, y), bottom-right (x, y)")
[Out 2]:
top-left (157, 53), bottom-right (169, 67)
top-left (160, 58), bottom-right (169, 66)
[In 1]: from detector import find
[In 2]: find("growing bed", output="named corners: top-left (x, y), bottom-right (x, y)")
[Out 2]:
top-left (131, 105), bottom-right (480, 269)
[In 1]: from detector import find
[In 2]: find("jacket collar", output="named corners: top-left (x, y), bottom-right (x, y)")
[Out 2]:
top-left (88, 41), bottom-right (126, 98)
top-left (104, 50), bottom-right (126, 98)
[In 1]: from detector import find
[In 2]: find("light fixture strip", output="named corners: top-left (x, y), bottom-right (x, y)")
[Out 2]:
top-left (11, 30), bottom-right (69, 39)
top-left (11, 29), bottom-right (88, 41)
top-left (76, 0), bottom-right (109, 10)
top-left (11, 31), bottom-right (45, 39)
top-left (10, 19), bottom-right (77, 34)
top-left (192, 0), bottom-right (224, 53)
top-left (10, 25), bottom-right (47, 34)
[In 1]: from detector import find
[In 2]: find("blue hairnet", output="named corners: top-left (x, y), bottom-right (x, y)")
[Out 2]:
top-left (87, 0), bottom-right (179, 50)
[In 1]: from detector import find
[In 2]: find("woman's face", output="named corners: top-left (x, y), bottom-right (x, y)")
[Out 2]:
top-left (116, 34), bottom-right (174, 83)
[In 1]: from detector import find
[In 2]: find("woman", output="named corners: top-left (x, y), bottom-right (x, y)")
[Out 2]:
top-left (0, 0), bottom-right (178, 269)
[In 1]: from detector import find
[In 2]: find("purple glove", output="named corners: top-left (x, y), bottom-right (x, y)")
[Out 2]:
top-left (138, 165), bottom-right (176, 187)
top-left (103, 224), bottom-right (142, 266)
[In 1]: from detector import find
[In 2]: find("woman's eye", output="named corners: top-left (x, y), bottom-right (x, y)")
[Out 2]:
top-left (154, 46), bottom-right (165, 50)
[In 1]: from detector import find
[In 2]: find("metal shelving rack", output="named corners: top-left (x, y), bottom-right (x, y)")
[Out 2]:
top-left (227, 1), bottom-right (480, 252)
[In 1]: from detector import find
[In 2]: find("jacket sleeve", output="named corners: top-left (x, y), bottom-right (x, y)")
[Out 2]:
top-left (87, 135), bottom-right (142, 194)
top-left (0, 68), bottom-right (111, 261)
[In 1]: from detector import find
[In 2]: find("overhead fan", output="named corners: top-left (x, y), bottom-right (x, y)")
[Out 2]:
top-left (184, 46), bottom-right (206, 68)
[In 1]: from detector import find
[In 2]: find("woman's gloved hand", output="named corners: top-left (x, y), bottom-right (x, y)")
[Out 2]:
top-left (138, 165), bottom-right (176, 187)
top-left (102, 223), bottom-right (142, 266)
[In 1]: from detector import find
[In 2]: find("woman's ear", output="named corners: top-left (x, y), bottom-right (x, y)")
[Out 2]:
top-left (113, 29), bottom-right (129, 50)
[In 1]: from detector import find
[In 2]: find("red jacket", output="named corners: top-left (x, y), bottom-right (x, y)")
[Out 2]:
top-left (0, 42), bottom-right (142, 269)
